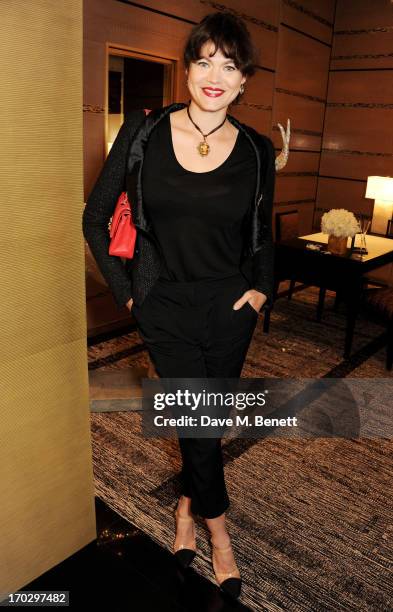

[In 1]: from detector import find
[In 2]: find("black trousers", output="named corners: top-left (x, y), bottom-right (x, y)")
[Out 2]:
top-left (131, 271), bottom-right (258, 518)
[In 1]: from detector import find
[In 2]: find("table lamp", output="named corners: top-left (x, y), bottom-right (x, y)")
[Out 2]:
top-left (365, 176), bottom-right (393, 235)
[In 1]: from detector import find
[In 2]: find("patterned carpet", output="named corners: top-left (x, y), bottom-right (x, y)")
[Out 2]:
top-left (89, 285), bottom-right (393, 611)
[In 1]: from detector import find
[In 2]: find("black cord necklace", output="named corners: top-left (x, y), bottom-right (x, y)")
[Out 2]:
top-left (186, 102), bottom-right (227, 157)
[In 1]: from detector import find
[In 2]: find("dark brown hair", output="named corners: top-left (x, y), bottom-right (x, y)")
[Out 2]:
top-left (183, 11), bottom-right (258, 104)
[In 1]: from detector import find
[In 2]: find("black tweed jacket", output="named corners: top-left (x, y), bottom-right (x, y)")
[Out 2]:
top-left (82, 102), bottom-right (276, 312)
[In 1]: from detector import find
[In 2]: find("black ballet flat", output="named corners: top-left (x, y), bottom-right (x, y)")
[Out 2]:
top-left (210, 538), bottom-right (242, 600)
top-left (173, 511), bottom-right (197, 569)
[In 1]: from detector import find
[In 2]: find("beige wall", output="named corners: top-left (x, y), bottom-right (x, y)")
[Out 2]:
top-left (0, 0), bottom-right (96, 594)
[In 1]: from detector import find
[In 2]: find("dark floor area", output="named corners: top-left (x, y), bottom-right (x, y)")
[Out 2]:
top-left (21, 497), bottom-right (251, 611)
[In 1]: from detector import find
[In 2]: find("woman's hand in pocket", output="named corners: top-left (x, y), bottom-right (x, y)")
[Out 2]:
top-left (233, 289), bottom-right (267, 313)
top-left (126, 297), bottom-right (134, 311)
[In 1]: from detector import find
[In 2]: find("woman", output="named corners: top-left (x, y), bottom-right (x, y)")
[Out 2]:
top-left (83, 11), bottom-right (281, 600)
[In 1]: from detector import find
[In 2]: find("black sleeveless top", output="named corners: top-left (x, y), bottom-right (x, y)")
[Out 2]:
top-left (142, 113), bottom-right (257, 281)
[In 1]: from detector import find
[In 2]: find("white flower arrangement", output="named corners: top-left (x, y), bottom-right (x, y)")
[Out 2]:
top-left (321, 208), bottom-right (360, 238)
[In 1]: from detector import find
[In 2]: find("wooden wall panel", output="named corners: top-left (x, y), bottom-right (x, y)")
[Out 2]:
top-left (281, 0), bottom-right (335, 44)
top-left (334, 0), bottom-right (393, 29)
top-left (232, 69), bottom-right (274, 136)
top-left (323, 108), bottom-right (393, 154)
top-left (208, 0), bottom-right (280, 70)
top-left (290, 0), bottom-right (335, 22)
top-left (242, 68), bottom-right (275, 107)
top-left (283, 150), bottom-right (320, 173)
top-left (320, 150), bottom-right (393, 182)
top-left (322, 96), bottom-right (393, 181)
top-left (273, 92), bottom-right (324, 150)
top-left (276, 27), bottom-right (331, 99)
top-left (203, 0), bottom-right (281, 70)
top-left (238, 24), bottom-right (277, 70)
top-left (318, 0), bottom-right (393, 243)
top-left (273, 12), bottom-right (333, 231)
top-left (111, 0), bottom-right (280, 69)
top-left (232, 105), bottom-right (272, 138)
top-left (133, 0), bottom-right (280, 25)
top-left (83, 40), bottom-right (106, 108)
top-left (85, 1), bottom-right (190, 54)
top-left (332, 0), bottom-right (393, 70)
top-left (275, 176), bottom-right (318, 203)
top-left (317, 178), bottom-right (374, 217)
top-left (332, 31), bottom-right (393, 70)
top-left (328, 70), bottom-right (393, 104)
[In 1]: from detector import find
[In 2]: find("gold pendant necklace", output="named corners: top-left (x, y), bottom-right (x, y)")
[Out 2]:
top-left (187, 103), bottom-right (227, 157)
top-left (197, 139), bottom-right (210, 156)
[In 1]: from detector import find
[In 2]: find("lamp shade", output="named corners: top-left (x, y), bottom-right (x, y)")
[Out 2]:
top-left (365, 176), bottom-right (393, 201)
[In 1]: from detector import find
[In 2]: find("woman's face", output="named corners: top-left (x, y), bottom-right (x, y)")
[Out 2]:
top-left (186, 40), bottom-right (246, 112)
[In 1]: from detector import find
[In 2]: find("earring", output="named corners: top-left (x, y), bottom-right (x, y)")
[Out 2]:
top-left (239, 84), bottom-right (245, 95)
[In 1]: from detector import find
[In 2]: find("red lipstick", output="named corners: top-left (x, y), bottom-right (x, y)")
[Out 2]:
top-left (202, 87), bottom-right (225, 98)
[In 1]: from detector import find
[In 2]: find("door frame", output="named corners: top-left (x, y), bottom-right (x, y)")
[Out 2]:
top-left (105, 43), bottom-right (177, 156)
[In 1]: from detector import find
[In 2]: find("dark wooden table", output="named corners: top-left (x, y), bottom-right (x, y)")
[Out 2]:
top-left (273, 232), bottom-right (393, 358)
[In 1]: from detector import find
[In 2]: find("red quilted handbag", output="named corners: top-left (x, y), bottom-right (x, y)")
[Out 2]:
top-left (108, 108), bottom-right (152, 258)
